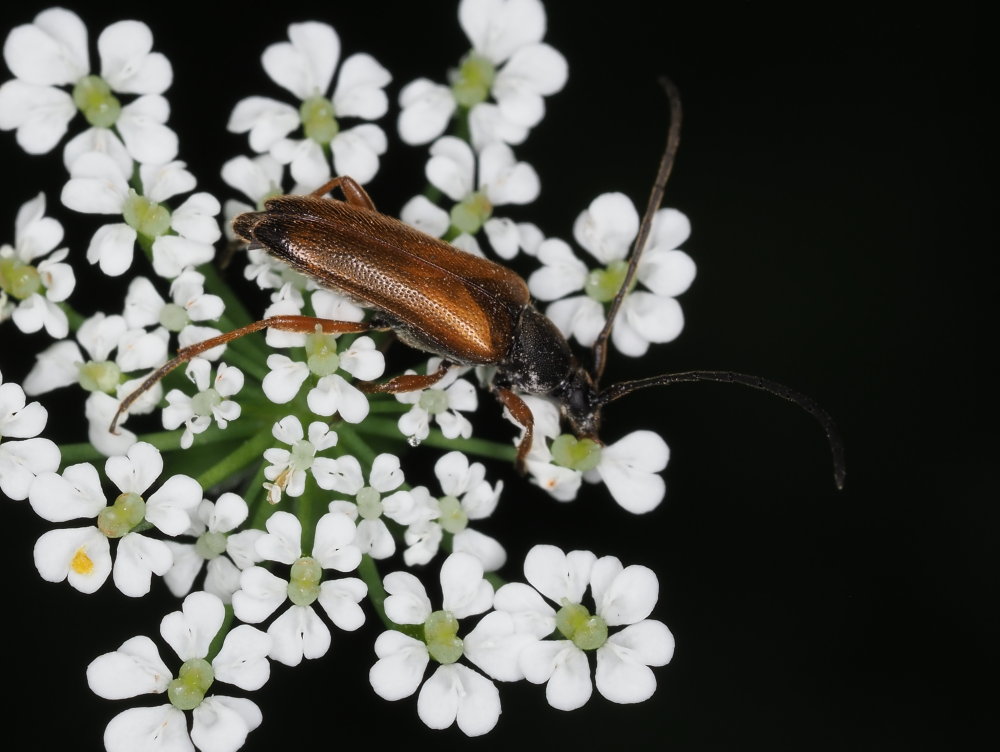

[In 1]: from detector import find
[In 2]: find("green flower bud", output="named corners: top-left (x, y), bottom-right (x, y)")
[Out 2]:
top-left (450, 191), bottom-right (493, 235)
top-left (168, 658), bottom-right (214, 710)
top-left (556, 601), bottom-right (608, 650)
top-left (437, 494), bottom-right (468, 534)
top-left (77, 360), bottom-right (123, 394)
top-left (72, 75), bottom-right (121, 128)
top-left (585, 259), bottom-right (632, 303)
top-left (451, 53), bottom-right (496, 108)
top-left (424, 610), bottom-right (463, 664)
top-left (418, 388), bottom-right (449, 415)
top-left (300, 95), bottom-right (339, 144)
top-left (122, 190), bottom-right (171, 238)
top-left (550, 434), bottom-right (603, 472)
top-left (0, 257), bottom-right (42, 299)
top-left (305, 331), bottom-right (340, 376)
top-left (356, 486), bottom-right (383, 520)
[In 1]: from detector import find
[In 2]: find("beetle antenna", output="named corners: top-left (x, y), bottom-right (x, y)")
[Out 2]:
top-left (599, 370), bottom-right (847, 490)
top-left (592, 76), bottom-right (683, 383)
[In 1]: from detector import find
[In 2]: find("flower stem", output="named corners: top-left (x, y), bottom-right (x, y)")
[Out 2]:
top-left (354, 417), bottom-right (517, 462)
top-left (358, 554), bottom-right (391, 628)
top-left (195, 427), bottom-right (275, 490)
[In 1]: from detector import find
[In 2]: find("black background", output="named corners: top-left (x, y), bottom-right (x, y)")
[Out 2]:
top-left (0, 2), bottom-right (989, 750)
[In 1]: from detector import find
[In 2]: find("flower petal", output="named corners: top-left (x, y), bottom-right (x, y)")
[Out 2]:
top-left (160, 590), bottom-right (225, 661)
top-left (332, 52), bottom-right (391, 119)
top-left (98, 21), bottom-right (172, 94)
top-left (87, 635), bottom-right (171, 699)
top-left (418, 663), bottom-right (500, 737)
top-left (369, 630), bottom-right (428, 700)
top-left (104, 705), bottom-right (192, 752)
top-left (267, 604), bottom-right (330, 666)
top-left (191, 697), bottom-right (262, 752)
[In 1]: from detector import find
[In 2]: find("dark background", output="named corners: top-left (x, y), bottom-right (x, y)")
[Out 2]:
top-left (1, 2), bottom-right (989, 750)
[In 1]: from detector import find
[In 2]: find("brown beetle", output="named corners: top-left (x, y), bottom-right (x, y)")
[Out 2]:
top-left (113, 80), bottom-right (844, 488)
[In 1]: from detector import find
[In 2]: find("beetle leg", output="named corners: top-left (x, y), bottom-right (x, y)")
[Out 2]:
top-left (357, 360), bottom-right (452, 394)
top-left (495, 387), bottom-right (534, 474)
top-left (111, 315), bottom-right (378, 433)
top-left (308, 176), bottom-right (376, 211)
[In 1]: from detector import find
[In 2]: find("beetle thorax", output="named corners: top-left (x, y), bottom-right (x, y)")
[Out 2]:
top-left (499, 305), bottom-right (575, 394)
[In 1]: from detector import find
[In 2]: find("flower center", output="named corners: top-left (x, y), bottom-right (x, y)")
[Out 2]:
top-left (418, 388), bottom-right (449, 415)
top-left (550, 434), bottom-right (603, 472)
top-left (556, 601), bottom-right (608, 650)
top-left (0, 257), bottom-right (42, 300)
top-left (450, 53), bottom-right (496, 108)
top-left (290, 439), bottom-right (317, 471)
top-left (194, 531), bottom-right (228, 560)
top-left (158, 302), bottom-right (190, 332)
top-left (450, 190), bottom-right (493, 235)
top-left (72, 75), bottom-right (121, 128)
top-left (306, 331), bottom-right (340, 376)
top-left (123, 190), bottom-right (171, 238)
top-left (77, 360), bottom-right (122, 394)
top-left (356, 486), bottom-right (383, 520)
top-left (585, 259), bottom-right (634, 303)
top-left (437, 494), bottom-right (468, 534)
top-left (96, 491), bottom-right (146, 538)
top-left (300, 95), bottom-right (339, 144)
top-left (287, 556), bottom-right (322, 606)
top-left (167, 658), bottom-right (214, 710)
top-left (190, 387), bottom-right (222, 417)
top-left (424, 609), bottom-right (463, 664)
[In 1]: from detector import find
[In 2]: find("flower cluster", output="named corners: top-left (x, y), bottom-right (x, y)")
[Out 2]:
top-left (0, 1), bottom-right (695, 748)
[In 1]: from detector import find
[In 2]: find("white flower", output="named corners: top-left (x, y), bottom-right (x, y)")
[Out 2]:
top-left (369, 552), bottom-right (500, 736)
top-left (261, 416), bottom-right (339, 505)
top-left (0, 192), bottom-right (74, 338)
top-left (0, 9), bottom-right (172, 157)
top-left (396, 0), bottom-right (567, 148)
top-left (231, 510), bottom-right (366, 666)
top-left (395, 357), bottom-right (478, 443)
top-left (29, 441), bottom-right (202, 596)
top-left (508, 395), bottom-right (669, 511)
top-left (585, 430), bottom-right (670, 514)
top-left (0, 369), bottom-right (60, 500)
top-left (513, 545), bottom-right (675, 710)
top-left (162, 359), bottom-right (244, 449)
top-left (529, 193), bottom-right (696, 356)
top-left (324, 453), bottom-right (406, 559)
top-left (61, 151), bottom-right (215, 279)
top-left (162, 492), bottom-right (250, 602)
top-left (229, 21), bottom-right (391, 187)
top-left (88, 591), bottom-right (270, 752)
top-left (124, 269), bottom-right (226, 360)
top-left (151, 190), bottom-right (222, 279)
top-left (420, 136), bottom-right (540, 239)
top-left (400, 451), bottom-right (505, 572)
top-left (260, 308), bottom-right (383, 424)
top-left (22, 311), bottom-right (167, 454)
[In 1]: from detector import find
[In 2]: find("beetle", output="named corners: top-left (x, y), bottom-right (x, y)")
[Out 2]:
top-left (113, 79), bottom-right (845, 489)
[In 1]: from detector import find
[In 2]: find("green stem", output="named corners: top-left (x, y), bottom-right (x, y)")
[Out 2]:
top-left (58, 301), bottom-right (86, 332)
top-left (355, 417), bottom-right (517, 462)
top-left (337, 425), bottom-right (378, 466)
top-left (195, 427), bottom-right (275, 490)
top-left (365, 399), bottom-right (410, 415)
top-left (358, 554), bottom-right (391, 629)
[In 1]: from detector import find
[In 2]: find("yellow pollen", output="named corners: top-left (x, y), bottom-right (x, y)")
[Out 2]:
top-left (71, 547), bottom-right (95, 575)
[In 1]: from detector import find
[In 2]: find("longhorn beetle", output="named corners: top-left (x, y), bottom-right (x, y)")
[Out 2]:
top-left (113, 79), bottom-right (846, 490)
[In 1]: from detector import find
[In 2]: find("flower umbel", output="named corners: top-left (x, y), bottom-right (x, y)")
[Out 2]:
top-left (0, 2), bottom-right (692, 746)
